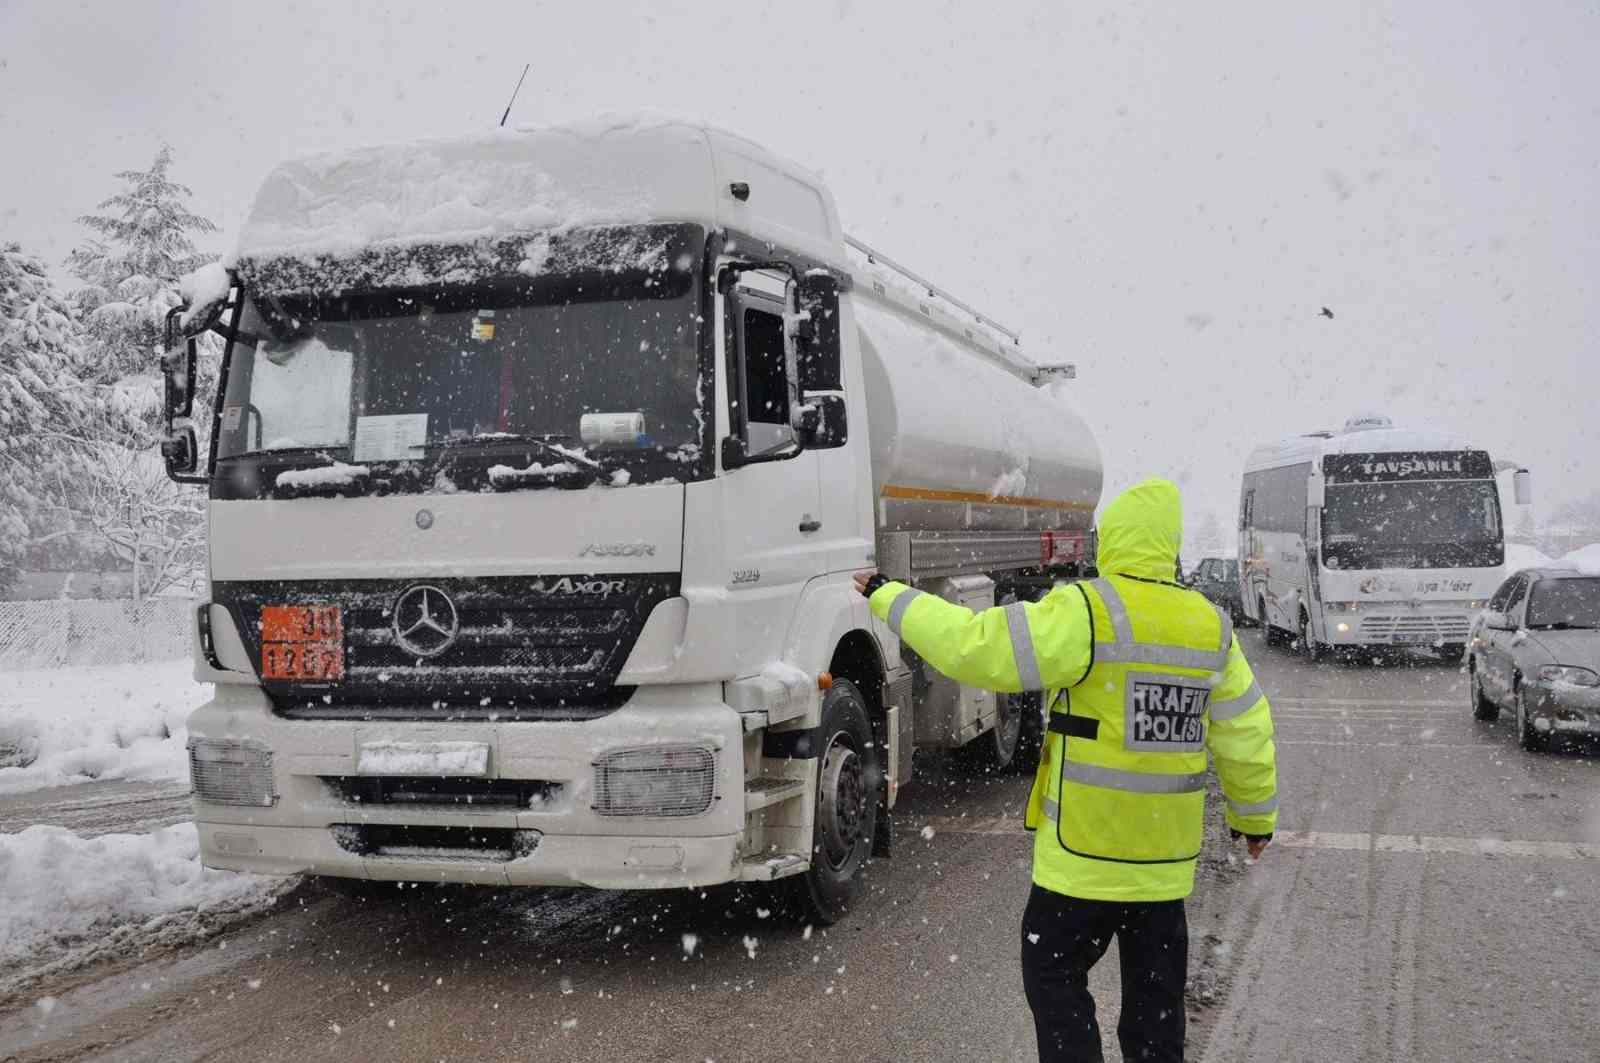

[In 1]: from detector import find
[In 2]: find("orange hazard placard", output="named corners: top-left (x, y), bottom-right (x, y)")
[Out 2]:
top-left (260, 605), bottom-right (344, 681)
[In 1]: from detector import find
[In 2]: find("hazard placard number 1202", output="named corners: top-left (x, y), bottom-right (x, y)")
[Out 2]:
top-left (260, 605), bottom-right (344, 681)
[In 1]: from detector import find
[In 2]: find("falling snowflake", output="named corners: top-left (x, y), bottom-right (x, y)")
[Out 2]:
top-left (682, 933), bottom-right (700, 957)
top-left (743, 935), bottom-right (760, 959)
top-left (920, 825), bottom-right (936, 841)
top-left (1026, 932), bottom-right (1040, 945)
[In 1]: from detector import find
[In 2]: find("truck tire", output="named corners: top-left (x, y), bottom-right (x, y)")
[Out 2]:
top-left (1469, 660), bottom-right (1499, 721)
top-left (955, 688), bottom-right (1029, 774)
top-left (1009, 690), bottom-right (1047, 774)
top-left (787, 678), bottom-right (880, 925)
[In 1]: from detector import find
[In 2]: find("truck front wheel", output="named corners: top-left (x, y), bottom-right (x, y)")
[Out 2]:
top-left (788, 678), bottom-right (879, 926)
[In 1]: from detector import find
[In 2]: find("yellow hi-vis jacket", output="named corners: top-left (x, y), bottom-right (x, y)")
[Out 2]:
top-left (869, 477), bottom-right (1278, 902)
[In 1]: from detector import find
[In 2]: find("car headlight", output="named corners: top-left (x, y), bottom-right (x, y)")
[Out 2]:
top-left (1537, 666), bottom-right (1600, 688)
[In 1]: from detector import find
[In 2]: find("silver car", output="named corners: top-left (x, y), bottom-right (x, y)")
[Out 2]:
top-left (1467, 567), bottom-right (1600, 751)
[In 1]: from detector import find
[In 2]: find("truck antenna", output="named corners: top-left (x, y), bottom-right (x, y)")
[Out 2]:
top-left (499, 64), bottom-right (531, 128)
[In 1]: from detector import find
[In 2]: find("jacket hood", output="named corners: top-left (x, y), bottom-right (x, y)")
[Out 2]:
top-left (1097, 477), bottom-right (1183, 581)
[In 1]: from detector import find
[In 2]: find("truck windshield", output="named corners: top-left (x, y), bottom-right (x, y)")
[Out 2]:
top-left (1526, 578), bottom-right (1600, 630)
top-left (215, 266), bottom-right (701, 466)
top-left (1322, 481), bottom-right (1503, 569)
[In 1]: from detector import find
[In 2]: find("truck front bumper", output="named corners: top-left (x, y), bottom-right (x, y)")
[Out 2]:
top-left (187, 683), bottom-right (748, 889)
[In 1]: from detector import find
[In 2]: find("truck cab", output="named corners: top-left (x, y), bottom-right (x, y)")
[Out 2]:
top-left (166, 118), bottom-right (1099, 922)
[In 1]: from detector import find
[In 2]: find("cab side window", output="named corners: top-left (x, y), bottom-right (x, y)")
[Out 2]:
top-left (727, 296), bottom-right (796, 457)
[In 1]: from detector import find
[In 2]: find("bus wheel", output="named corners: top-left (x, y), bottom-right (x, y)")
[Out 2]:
top-left (786, 679), bottom-right (879, 926)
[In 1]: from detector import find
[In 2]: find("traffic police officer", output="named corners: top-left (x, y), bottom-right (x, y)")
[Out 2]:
top-left (855, 478), bottom-right (1278, 1063)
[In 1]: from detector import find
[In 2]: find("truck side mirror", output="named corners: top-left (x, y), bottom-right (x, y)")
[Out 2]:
top-left (796, 273), bottom-right (842, 391)
top-left (798, 395), bottom-right (847, 449)
top-left (161, 424), bottom-right (200, 476)
top-left (1513, 469), bottom-right (1532, 506)
top-left (1306, 477), bottom-right (1326, 509)
top-left (161, 338), bottom-right (198, 422)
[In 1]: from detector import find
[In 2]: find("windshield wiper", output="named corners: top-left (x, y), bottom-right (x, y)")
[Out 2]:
top-left (1527, 622), bottom-right (1599, 631)
top-left (438, 433), bottom-right (603, 470)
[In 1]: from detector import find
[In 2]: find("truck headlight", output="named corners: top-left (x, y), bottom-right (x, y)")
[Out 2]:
top-left (189, 738), bottom-right (277, 807)
top-left (1537, 666), bottom-right (1600, 688)
top-left (593, 746), bottom-right (715, 817)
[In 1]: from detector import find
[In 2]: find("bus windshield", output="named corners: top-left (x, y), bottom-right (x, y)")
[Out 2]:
top-left (1322, 481), bottom-right (1503, 569)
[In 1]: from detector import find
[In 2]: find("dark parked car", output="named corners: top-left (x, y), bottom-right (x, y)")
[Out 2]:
top-left (1191, 556), bottom-right (1242, 622)
top-left (1467, 566), bottom-right (1600, 751)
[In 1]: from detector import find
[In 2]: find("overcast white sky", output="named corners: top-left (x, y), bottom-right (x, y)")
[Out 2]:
top-left (2, 0), bottom-right (1595, 536)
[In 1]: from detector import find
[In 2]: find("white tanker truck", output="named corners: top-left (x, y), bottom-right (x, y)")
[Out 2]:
top-left (162, 117), bottom-right (1102, 922)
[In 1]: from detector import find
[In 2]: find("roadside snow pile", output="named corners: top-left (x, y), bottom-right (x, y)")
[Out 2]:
top-left (0, 823), bottom-right (292, 995)
top-left (0, 661), bottom-right (208, 796)
top-left (1503, 542), bottom-right (1553, 573)
top-left (1562, 543), bottom-right (1600, 575)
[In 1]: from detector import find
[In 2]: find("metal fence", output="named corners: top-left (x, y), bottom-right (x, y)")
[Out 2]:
top-left (0, 599), bottom-right (193, 671)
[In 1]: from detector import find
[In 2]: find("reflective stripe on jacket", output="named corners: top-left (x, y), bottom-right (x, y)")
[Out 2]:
top-left (868, 477), bottom-right (1279, 902)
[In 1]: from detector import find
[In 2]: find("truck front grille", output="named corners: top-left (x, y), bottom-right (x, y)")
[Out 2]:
top-left (212, 574), bottom-right (679, 720)
top-left (326, 775), bottom-right (560, 809)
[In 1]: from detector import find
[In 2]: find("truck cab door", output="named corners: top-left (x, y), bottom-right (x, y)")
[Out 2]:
top-left (716, 278), bottom-right (823, 671)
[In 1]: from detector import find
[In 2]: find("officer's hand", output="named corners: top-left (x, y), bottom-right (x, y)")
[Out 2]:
top-left (852, 571), bottom-right (875, 597)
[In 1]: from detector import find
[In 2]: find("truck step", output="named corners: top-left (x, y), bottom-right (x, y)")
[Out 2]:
top-left (744, 776), bottom-right (807, 812)
top-left (736, 853), bottom-right (809, 882)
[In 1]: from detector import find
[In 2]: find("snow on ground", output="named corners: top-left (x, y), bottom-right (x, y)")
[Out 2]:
top-left (1562, 543), bottom-right (1600, 575)
top-left (0, 822), bottom-right (293, 998)
top-left (0, 660), bottom-right (208, 796)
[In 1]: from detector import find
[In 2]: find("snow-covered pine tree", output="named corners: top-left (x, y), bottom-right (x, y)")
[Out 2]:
top-left (67, 144), bottom-right (219, 396)
top-left (0, 243), bottom-right (94, 595)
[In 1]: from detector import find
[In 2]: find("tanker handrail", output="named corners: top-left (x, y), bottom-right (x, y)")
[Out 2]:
top-left (844, 235), bottom-right (1021, 346)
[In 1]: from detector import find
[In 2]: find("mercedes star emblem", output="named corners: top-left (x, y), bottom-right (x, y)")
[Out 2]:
top-left (392, 585), bottom-right (460, 658)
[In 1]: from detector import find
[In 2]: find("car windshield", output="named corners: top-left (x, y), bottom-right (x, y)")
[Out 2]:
top-left (216, 237), bottom-right (702, 465)
top-left (1525, 578), bottom-right (1600, 629)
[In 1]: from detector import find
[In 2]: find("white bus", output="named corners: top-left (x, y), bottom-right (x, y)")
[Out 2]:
top-left (1238, 415), bottom-right (1529, 659)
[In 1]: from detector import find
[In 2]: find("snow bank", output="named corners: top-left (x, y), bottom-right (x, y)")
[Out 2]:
top-left (1562, 543), bottom-right (1600, 575)
top-left (0, 822), bottom-right (291, 992)
top-left (0, 661), bottom-right (208, 796)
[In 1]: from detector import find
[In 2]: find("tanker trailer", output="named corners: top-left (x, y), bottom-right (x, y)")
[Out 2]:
top-left (162, 117), bottom-right (1102, 923)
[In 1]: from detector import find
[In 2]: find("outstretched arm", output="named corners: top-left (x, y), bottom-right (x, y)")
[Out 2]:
top-left (857, 573), bottom-right (1093, 693)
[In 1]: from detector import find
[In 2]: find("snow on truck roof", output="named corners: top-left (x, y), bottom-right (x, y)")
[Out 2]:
top-left (231, 113), bottom-right (846, 273)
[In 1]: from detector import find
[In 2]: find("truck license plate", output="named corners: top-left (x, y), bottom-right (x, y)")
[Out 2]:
top-left (260, 605), bottom-right (344, 681)
top-left (1391, 633), bottom-right (1430, 645)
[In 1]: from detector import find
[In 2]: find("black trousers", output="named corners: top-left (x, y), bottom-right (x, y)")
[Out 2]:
top-left (1020, 884), bottom-right (1189, 1063)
